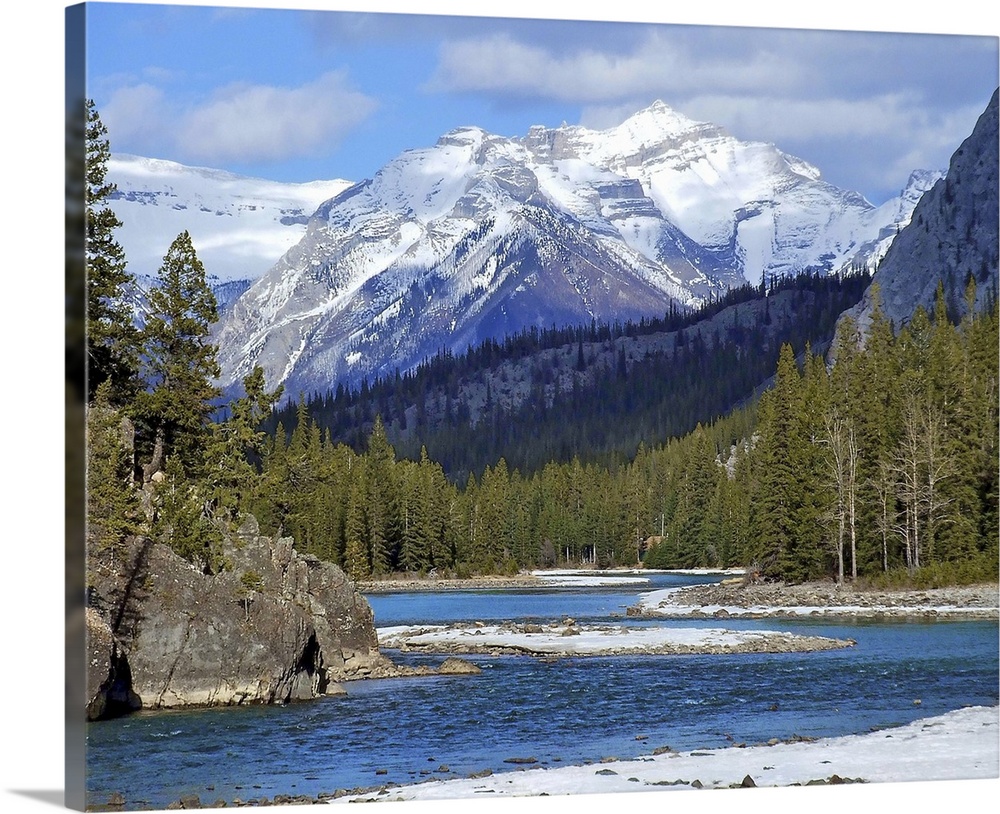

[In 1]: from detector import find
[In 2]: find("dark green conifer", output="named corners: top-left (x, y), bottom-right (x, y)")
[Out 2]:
top-left (85, 99), bottom-right (140, 405)
top-left (135, 231), bottom-right (221, 483)
top-left (86, 381), bottom-right (139, 555)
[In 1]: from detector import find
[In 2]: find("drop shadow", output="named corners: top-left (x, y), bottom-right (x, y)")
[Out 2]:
top-left (8, 790), bottom-right (65, 807)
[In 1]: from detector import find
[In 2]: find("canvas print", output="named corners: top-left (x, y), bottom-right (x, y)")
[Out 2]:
top-left (67, 1), bottom-right (999, 811)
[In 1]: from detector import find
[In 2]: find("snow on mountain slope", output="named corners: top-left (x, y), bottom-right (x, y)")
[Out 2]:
top-left (213, 101), bottom-right (937, 397)
top-left (538, 101), bottom-right (921, 285)
top-left (106, 154), bottom-right (352, 283)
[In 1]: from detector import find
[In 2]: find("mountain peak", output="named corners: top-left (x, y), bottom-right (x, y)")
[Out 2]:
top-left (207, 95), bottom-right (943, 397)
top-left (437, 125), bottom-right (491, 145)
top-left (615, 99), bottom-right (706, 137)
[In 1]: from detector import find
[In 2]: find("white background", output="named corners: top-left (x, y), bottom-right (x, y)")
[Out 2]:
top-left (1, 2), bottom-right (996, 813)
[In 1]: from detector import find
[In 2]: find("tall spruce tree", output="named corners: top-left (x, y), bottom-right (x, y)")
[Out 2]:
top-left (751, 344), bottom-right (806, 579)
top-left (364, 416), bottom-right (397, 575)
top-left (135, 230), bottom-right (221, 482)
top-left (86, 381), bottom-right (139, 556)
top-left (205, 366), bottom-right (283, 524)
top-left (85, 99), bottom-right (139, 405)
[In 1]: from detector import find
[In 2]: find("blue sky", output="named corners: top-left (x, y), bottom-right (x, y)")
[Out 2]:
top-left (81, 1), bottom-right (999, 205)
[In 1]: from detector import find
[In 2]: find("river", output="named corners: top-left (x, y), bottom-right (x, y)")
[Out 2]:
top-left (85, 572), bottom-right (999, 809)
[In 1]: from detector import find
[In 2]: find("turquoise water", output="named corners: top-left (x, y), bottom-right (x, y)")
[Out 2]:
top-left (85, 574), bottom-right (999, 809)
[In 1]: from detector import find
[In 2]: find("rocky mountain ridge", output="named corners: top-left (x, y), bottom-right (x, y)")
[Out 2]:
top-left (211, 101), bottom-right (937, 398)
top-left (846, 88), bottom-right (999, 334)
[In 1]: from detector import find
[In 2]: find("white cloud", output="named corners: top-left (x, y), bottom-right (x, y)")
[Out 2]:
top-left (177, 71), bottom-right (378, 163)
top-left (426, 32), bottom-right (809, 103)
top-left (428, 29), bottom-right (993, 201)
top-left (102, 83), bottom-right (173, 151)
top-left (679, 93), bottom-right (986, 185)
top-left (681, 93), bottom-right (927, 143)
top-left (102, 72), bottom-right (378, 166)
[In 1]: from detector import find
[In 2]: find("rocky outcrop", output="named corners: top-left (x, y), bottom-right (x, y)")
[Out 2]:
top-left (844, 87), bottom-right (998, 338)
top-left (85, 608), bottom-right (141, 720)
top-left (85, 516), bottom-right (396, 720)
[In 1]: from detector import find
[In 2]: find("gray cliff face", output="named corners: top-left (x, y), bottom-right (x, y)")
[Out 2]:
top-left (85, 517), bottom-right (392, 719)
top-left (846, 89), bottom-right (999, 335)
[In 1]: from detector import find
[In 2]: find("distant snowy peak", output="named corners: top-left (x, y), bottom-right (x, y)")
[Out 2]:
top-left (213, 98), bottom-right (938, 397)
top-left (519, 100), bottom-right (882, 271)
top-left (107, 154), bottom-right (353, 283)
top-left (526, 100), bottom-right (722, 162)
top-left (894, 170), bottom-right (945, 217)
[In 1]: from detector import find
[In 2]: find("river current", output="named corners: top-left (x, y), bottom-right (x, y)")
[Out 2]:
top-left (85, 573), bottom-right (999, 809)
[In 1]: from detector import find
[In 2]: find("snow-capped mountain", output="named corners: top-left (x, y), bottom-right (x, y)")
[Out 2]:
top-left (214, 101), bottom-right (937, 397)
top-left (106, 154), bottom-right (353, 283)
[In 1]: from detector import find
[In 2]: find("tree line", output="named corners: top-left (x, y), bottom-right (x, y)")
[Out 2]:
top-left (85, 98), bottom-right (998, 587)
top-left (236, 281), bottom-right (997, 587)
top-left (273, 272), bottom-right (872, 482)
top-left (643, 283), bottom-right (998, 586)
top-left (85, 100), bottom-right (282, 573)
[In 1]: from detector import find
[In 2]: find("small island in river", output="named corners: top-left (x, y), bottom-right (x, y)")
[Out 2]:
top-left (376, 619), bottom-right (855, 657)
top-left (629, 578), bottom-right (1000, 620)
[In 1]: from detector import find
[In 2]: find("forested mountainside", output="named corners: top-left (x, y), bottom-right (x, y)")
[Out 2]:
top-left (246, 286), bottom-right (997, 586)
top-left (268, 270), bottom-right (871, 480)
top-left (84, 88), bottom-right (999, 595)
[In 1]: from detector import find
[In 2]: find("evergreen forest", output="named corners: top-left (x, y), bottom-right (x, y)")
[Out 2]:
top-left (270, 271), bottom-right (872, 480)
top-left (83, 100), bottom-right (999, 590)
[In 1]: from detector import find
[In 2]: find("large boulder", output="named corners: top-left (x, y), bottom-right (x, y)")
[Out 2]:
top-left (85, 607), bottom-right (141, 720)
top-left (85, 517), bottom-right (394, 719)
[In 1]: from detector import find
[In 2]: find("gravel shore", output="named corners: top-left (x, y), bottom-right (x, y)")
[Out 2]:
top-left (358, 575), bottom-right (546, 593)
top-left (629, 580), bottom-right (1000, 620)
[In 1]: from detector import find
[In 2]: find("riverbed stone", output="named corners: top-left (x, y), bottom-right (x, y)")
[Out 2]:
top-left (437, 657), bottom-right (482, 675)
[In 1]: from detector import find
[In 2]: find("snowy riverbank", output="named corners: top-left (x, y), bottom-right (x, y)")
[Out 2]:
top-left (376, 621), bottom-right (854, 656)
top-left (630, 581), bottom-right (1000, 620)
top-left (358, 568), bottom-right (744, 593)
top-left (329, 704), bottom-right (999, 803)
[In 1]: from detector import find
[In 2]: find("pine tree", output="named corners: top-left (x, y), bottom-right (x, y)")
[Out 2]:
top-left (254, 421), bottom-right (291, 535)
top-left (671, 425), bottom-right (719, 567)
top-left (153, 456), bottom-right (224, 574)
top-left (86, 381), bottom-right (140, 557)
top-left (364, 416), bottom-right (397, 575)
top-left (205, 366), bottom-right (283, 525)
top-left (344, 476), bottom-right (370, 581)
top-left (751, 344), bottom-right (808, 580)
top-left (85, 99), bottom-right (139, 405)
top-left (826, 316), bottom-right (862, 581)
top-left (135, 231), bottom-right (221, 483)
top-left (855, 286), bottom-right (902, 572)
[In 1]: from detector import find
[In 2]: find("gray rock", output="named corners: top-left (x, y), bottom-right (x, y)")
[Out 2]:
top-left (437, 657), bottom-right (482, 675)
top-left (85, 519), bottom-right (392, 718)
top-left (85, 608), bottom-right (140, 720)
top-left (844, 88), bottom-right (998, 341)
